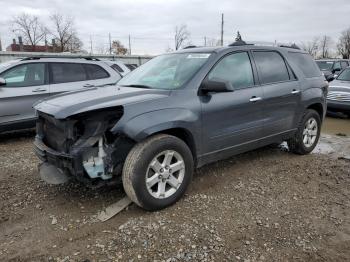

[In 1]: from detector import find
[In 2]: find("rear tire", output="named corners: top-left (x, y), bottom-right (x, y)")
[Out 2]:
top-left (287, 109), bottom-right (321, 155)
top-left (122, 134), bottom-right (194, 211)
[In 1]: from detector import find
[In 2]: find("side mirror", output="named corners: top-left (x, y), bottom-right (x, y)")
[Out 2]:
top-left (200, 78), bottom-right (234, 94)
top-left (326, 75), bottom-right (335, 82)
top-left (332, 68), bottom-right (341, 74)
top-left (0, 77), bottom-right (6, 86)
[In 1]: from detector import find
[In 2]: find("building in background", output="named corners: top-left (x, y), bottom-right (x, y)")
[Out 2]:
top-left (6, 37), bottom-right (59, 53)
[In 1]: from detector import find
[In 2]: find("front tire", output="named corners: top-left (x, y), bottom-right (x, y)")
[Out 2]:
top-left (122, 134), bottom-right (194, 211)
top-left (287, 109), bottom-right (321, 155)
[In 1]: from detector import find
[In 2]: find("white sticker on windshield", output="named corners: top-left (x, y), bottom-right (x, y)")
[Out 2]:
top-left (187, 54), bottom-right (210, 59)
top-left (326, 62), bottom-right (333, 64)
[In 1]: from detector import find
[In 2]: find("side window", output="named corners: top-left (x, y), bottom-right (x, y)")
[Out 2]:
top-left (50, 63), bottom-right (87, 84)
top-left (84, 64), bottom-right (110, 79)
top-left (333, 62), bottom-right (341, 71)
top-left (0, 63), bottom-right (45, 87)
top-left (208, 52), bottom-right (254, 89)
top-left (288, 52), bottom-right (321, 78)
top-left (253, 51), bottom-right (290, 84)
top-left (111, 64), bottom-right (124, 73)
top-left (341, 61), bottom-right (349, 69)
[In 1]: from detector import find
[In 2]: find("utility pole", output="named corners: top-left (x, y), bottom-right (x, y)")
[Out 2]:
top-left (109, 33), bottom-right (112, 55)
top-left (128, 35), bottom-right (131, 55)
top-left (204, 36), bottom-right (207, 46)
top-left (220, 13), bottom-right (224, 46)
top-left (90, 35), bottom-right (93, 54)
top-left (0, 35), bottom-right (2, 52)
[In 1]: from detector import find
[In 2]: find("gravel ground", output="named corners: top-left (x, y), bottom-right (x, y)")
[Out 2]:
top-left (0, 130), bottom-right (350, 262)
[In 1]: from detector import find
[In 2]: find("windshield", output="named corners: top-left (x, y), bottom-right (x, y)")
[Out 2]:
top-left (337, 68), bottom-right (350, 81)
top-left (316, 61), bottom-right (334, 71)
top-left (118, 53), bottom-right (211, 90)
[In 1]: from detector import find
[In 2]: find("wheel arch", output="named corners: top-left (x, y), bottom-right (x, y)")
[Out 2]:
top-left (153, 127), bottom-right (197, 165)
top-left (306, 102), bottom-right (324, 122)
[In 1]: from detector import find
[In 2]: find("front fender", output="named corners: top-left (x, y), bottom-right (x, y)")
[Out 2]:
top-left (111, 108), bottom-right (200, 142)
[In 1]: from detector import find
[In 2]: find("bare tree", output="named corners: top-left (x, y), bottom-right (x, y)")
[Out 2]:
top-left (319, 35), bottom-right (332, 58)
top-left (300, 37), bottom-right (319, 58)
top-left (49, 13), bottom-right (80, 52)
top-left (111, 40), bottom-right (128, 55)
top-left (174, 25), bottom-right (190, 50)
top-left (337, 28), bottom-right (350, 59)
top-left (206, 38), bottom-right (221, 47)
top-left (12, 13), bottom-right (45, 48)
top-left (96, 44), bottom-right (110, 55)
top-left (67, 35), bottom-right (83, 53)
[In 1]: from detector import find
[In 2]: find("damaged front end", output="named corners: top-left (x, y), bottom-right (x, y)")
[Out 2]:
top-left (34, 106), bottom-right (135, 187)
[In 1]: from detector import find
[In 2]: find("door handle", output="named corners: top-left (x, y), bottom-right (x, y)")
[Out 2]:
top-left (249, 96), bottom-right (262, 102)
top-left (83, 84), bottom-right (94, 88)
top-left (32, 88), bottom-right (47, 93)
top-left (291, 89), bottom-right (300, 94)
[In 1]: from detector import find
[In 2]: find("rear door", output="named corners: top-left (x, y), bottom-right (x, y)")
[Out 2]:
top-left (252, 50), bottom-right (301, 137)
top-left (0, 62), bottom-right (49, 125)
top-left (48, 62), bottom-right (113, 95)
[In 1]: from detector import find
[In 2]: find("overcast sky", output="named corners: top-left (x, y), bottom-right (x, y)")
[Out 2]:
top-left (1, 0), bottom-right (350, 55)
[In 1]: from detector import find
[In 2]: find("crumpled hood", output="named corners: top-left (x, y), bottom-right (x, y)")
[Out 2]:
top-left (34, 85), bottom-right (170, 119)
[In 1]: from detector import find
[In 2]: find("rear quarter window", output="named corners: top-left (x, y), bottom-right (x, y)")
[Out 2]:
top-left (84, 64), bottom-right (110, 79)
top-left (111, 64), bottom-right (124, 73)
top-left (288, 52), bottom-right (321, 78)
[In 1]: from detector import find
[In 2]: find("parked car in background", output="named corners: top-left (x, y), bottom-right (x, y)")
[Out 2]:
top-left (0, 57), bottom-right (122, 133)
top-left (104, 60), bottom-right (131, 76)
top-left (125, 64), bottom-right (138, 71)
top-left (34, 43), bottom-right (327, 211)
top-left (327, 67), bottom-right (350, 117)
top-left (316, 59), bottom-right (349, 81)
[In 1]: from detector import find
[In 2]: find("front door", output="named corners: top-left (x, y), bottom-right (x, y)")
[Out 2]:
top-left (200, 51), bottom-right (264, 159)
top-left (0, 62), bottom-right (49, 126)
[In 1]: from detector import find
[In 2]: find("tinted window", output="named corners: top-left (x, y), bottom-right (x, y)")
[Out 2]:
top-left (208, 52), bottom-right (254, 89)
top-left (85, 64), bottom-right (109, 79)
top-left (341, 61), bottom-right (349, 69)
top-left (253, 51), bottom-right (290, 84)
top-left (0, 63), bottom-right (45, 87)
top-left (288, 53), bottom-right (321, 78)
top-left (111, 64), bottom-right (124, 73)
top-left (51, 63), bottom-right (87, 84)
top-left (316, 61), bottom-right (334, 71)
top-left (333, 62), bottom-right (341, 70)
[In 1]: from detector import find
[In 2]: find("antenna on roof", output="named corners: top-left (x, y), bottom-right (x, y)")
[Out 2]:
top-left (228, 31), bottom-right (253, 46)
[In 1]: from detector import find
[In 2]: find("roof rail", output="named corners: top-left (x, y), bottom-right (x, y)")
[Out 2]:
top-left (183, 45), bottom-right (198, 49)
top-left (228, 40), bottom-right (253, 47)
top-left (241, 41), bottom-right (301, 50)
top-left (20, 56), bottom-right (100, 61)
top-left (278, 44), bottom-right (301, 50)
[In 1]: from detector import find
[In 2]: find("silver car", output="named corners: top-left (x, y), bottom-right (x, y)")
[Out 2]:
top-left (327, 67), bottom-right (350, 117)
top-left (0, 57), bottom-right (123, 133)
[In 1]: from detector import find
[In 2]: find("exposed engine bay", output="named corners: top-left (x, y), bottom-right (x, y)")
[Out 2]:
top-left (34, 107), bottom-right (135, 187)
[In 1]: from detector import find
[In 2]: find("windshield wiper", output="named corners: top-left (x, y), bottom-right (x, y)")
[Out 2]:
top-left (121, 84), bottom-right (153, 89)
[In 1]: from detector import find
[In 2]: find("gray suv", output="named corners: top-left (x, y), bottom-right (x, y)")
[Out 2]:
top-left (0, 57), bottom-right (122, 133)
top-left (33, 44), bottom-right (327, 210)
